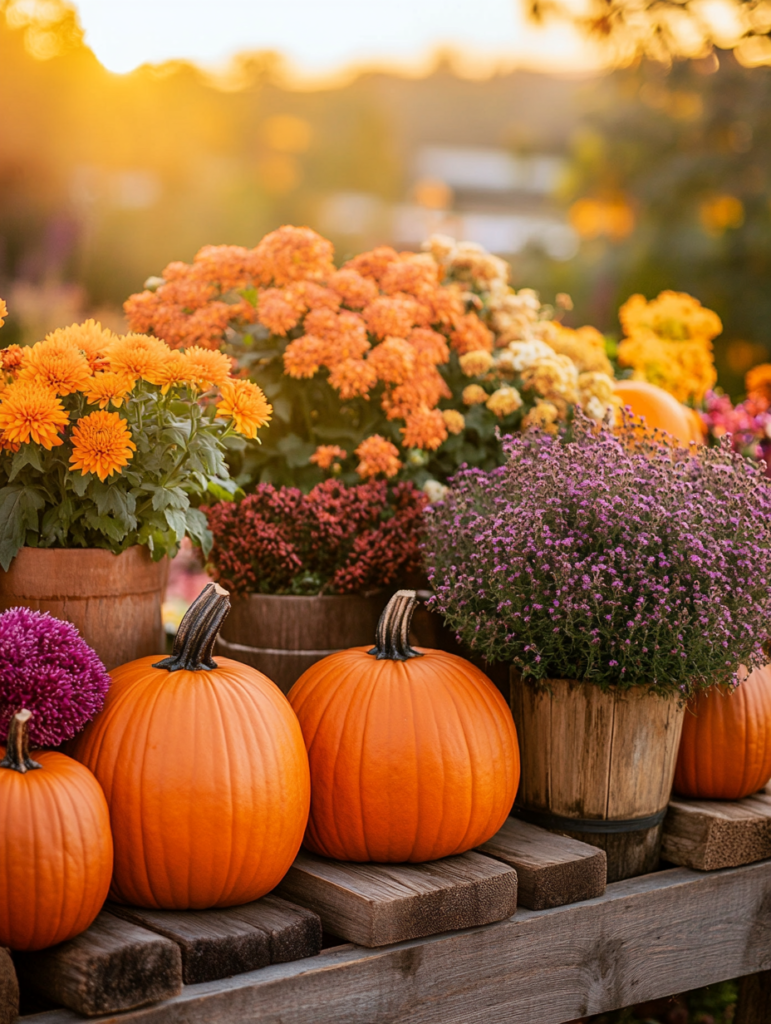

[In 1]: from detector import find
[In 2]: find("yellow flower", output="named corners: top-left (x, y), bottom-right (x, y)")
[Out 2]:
top-left (310, 444), bottom-right (347, 470)
top-left (84, 372), bottom-right (135, 409)
top-left (69, 411), bottom-right (136, 481)
top-left (486, 386), bottom-right (523, 418)
top-left (462, 384), bottom-right (488, 406)
top-left (459, 350), bottom-right (494, 377)
top-left (179, 346), bottom-right (233, 390)
top-left (577, 371), bottom-right (615, 405)
top-left (547, 326), bottom-right (613, 376)
top-left (216, 379), bottom-right (272, 439)
top-left (107, 333), bottom-right (170, 381)
top-left (442, 408), bottom-right (465, 434)
top-left (0, 380), bottom-right (69, 448)
top-left (17, 336), bottom-right (91, 396)
top-left (746, 364), bottom-right (771, 404)
top-left (355, 435), bottom-right (402, 479)
top-left (619, 291), bottom-right (722, 343)
top-left (522, 400), bottom-right (560, 434)
top-left (0, 299), bottom-right (7, 328)
top-left (521, 356), bottom-right (578, 405)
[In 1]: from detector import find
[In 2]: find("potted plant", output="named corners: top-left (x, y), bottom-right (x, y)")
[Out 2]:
top-left (0, 310), bottom-right (271, 668)
top-left (424, 417), bottom-right (771, 881)
top-left (204, 478), bottom-right (428, 693)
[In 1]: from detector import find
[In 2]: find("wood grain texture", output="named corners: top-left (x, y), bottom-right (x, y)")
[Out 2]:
top-left (20, 861), bottom-right (771, 1024)
top-left (511, 673), bottom-right (685, 881)
top-left (110, 896), bottom-right (321, 983)
top-left (662, 794), bottom-right (771, 870)
top-left (478, 817), bottom-right (606, 909)
top-left (13, 912), bottom-right (182, 1017)
top-left (276, 850), bottom-right (518, 947)
top-left (0, 948), bottom-right (18, 1024)
top-left (735, 969), bottom-right (771, 1024)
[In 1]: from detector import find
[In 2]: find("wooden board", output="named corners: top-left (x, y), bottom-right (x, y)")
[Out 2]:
top-left (478, 817), bottom-right (606, 909)
top-left (662, 793), bottom-right (771, 870)
top-left (13, 912), bottom-right (182, 1017)
top-left (736, 969), bottom-right (771, 1024)
top-left (276, 849), bottom-right (518, 947)
top-left (20, 860), bottom-right (771, 1024)
top-left (0, 949), bottom-right (18, 1024)
top-left (110, 895), bottom-right (321, 984)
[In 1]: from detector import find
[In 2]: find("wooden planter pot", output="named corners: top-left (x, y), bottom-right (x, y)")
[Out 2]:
top-left (510, 674), bottom-right (685, 882)
top-left (0, 546), bottom-right (167, 670)
top-left (216, 592), bottom-right (393, 694)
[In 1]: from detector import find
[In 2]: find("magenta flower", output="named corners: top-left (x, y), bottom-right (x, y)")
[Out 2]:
top-left (0, 607), bottom-right (111, 746)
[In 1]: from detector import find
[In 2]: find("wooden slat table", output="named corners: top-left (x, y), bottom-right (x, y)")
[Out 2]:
top-left (21, 858), bottom-right (771, 1024)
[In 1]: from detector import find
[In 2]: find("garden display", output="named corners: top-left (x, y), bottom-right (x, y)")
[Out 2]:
top-left (288, 589), bottom-right (519, 863)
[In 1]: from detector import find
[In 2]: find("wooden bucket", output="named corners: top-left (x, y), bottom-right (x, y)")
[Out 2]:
top-left (510, 674), bottom-right (685, 882)
top-left (0, 546), bottom-right (168, 671)
top-left (216, 592), bottom-right (393, 694)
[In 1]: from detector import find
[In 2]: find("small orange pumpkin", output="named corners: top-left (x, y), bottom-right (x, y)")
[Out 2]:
top-left (72, 584), bottom-right (311, 910)
top-left (674, 665), bottom-right (771, 800)
top-left (0, 710), bottom-right (113, 950)
top-left (289, 590), bottom-right (520, 863)
top-left (614, 379), bottom-right (703, 447)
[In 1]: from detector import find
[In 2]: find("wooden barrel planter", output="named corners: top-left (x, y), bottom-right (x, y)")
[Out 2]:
top-left (510, 674), bottom-right (685, 882)
top-left (216, 592), bottom-right (393, 694)
top-left (0, 546), bottom-right (168, 671)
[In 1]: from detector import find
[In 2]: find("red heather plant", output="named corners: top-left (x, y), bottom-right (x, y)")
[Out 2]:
top-left (206, 479), bottom-right (428, 596)
top-left (424, 418), bottom-right (771, 696)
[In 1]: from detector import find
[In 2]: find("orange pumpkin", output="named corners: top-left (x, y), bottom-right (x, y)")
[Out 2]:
top-left (288, 590), bottom-right (520, 863)
top-left (0, 710), bottom-right (113, 950)
top-left (72, 584), bottom-right (310, 909)
top-left (614, 379), bottom-right (703, 447)
top-left (674, 665), bottom-right (771, 800)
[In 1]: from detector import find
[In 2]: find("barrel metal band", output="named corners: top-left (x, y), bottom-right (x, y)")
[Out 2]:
top-left (512, 803), bottom-right (668, 835)
top-left (217, 636), bottom-right (342, 658)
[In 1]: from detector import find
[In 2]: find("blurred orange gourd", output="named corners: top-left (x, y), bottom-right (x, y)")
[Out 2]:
top-left (614, 379), bottom-right (703, 447)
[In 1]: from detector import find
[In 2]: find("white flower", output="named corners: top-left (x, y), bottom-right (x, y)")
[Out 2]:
top-left (422, 479), bottom-right (448, 503)
top-left (506, 340), bottom-right (555, 372)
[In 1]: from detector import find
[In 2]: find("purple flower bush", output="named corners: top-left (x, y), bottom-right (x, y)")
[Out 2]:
top-left (0, 607), bottom-right (111, 746)
top-left (425, 418), bottom-right (771, 695)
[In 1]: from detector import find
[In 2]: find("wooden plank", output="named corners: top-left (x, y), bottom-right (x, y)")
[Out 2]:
top-left (661, 795), bottom-right (771, 870)
top-left (735, 969), bottom-right (771, 1023)
top-left (13, 912), bottom-right (182, 1017)
top-left (276, 849), bottom-right (518, 947)
top-left (478, 817), bottom-right (606, 909)
top-left (18, 860), bottom-right (771, 1024)
top-left (0, 949), bottom-right (18, 1024)
top-left (110, 895), bottom-right (321, 983)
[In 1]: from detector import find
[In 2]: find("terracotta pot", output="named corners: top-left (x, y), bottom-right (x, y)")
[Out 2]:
top-left (216, 592), bottom-right (393, 694)
top-left (510, 673), bottom-right (685, 882)
top-left (0, 547), bottom-right (168, 670)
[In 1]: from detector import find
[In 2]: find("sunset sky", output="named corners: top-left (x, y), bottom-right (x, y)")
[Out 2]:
top-left (72, 0), bottom-right (597, 78)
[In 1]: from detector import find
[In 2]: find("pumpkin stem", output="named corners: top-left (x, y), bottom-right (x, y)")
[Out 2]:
top-left (153, 582), bottom-right (231, 672)
top-left (1, 710), bottom-right (42, 774)
top-left (368, 590), bottom-right (423, 662)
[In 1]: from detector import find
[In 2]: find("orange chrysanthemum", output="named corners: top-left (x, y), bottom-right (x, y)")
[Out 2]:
top-left (0, 380), bottom-right (69, 448)
top-left (180, 346), bottom-right (232, 389)
top-left (216, 379), bottom-right (272, 439)
top-left (258, 288), bottom-right (301, 336)
top-left (283, 335), bottom-right (324, 379)
top-left (286, 281), bottom-right (341, 313)
top-left (355, 435), bottom-right (402, 479)
top-left (327, 269), bottom-right (379, 309)
top-left (408, 328), bottom-right (449, 365)
top-left (344, 246), bottom-right (399, 282)
top-left (424, 286), bottom-right (465, 329)
top-left (304, 309), bottom-right (370, 366)
top-left (450, 313), bottom-right (494, 355)
top-left (192, 244), bottom-right (253, 291)
top-left (328, 358), bottom-right (378, 400)
top-left (746, 364), bottom-right (771, 405)
top-left (0, 431), bottom-right (20, 453)
top-left (84, 372), bottom-right (135, 409)
top-left (310, 444), bottom-right (347, 469)
top-left (368, 337), bottom-right (416, 385)
top-left (107, 333), bottom-right (170, 381)
top-left (69, 410), bottom-right (136, 481)
top-left (17, 336), bottom-right (92, 396)
top-left (363, 296), bottom-right (418, 340)
top-left (400, 407), bottom-right (448, 450)
top-left (381, 368), bottom-right (450, 421)
top-left (1, 345), bottom-right (24, 374)
top-left (144, 350), bottom-right (189, 394)
top-left (380, 255), bottom-right (439, 298)
top-left (0, 298), bottom-right (7, 328)
top-left (45, 320), bottom-right (115, 370)
top-left (253, 226), bottom-right (335, 286)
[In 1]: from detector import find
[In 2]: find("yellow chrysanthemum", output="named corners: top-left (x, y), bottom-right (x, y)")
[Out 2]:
top-left (462, 384), bottom-right (488, 406)
top-left (0, 299), bottom-right (7, 329)
top-left (216, 379), bottom-right (272, 439)
top-left (459, 350), bottom-right (494, 377)
top-left (0, 380), bottom-right (69, 448)
top-left (17, 336), bottom-right (91, 396)
top-left (107, 333), bottom-right (170, 381)
top-left (84, 371), bottom-right (136, 409)
top-left (442, 408), bottom-right (465, 435)
top-left (522, 400), bottom-right (560, 434)
top-left (69, 410), bottom-right (136, 482)
top-left (180, 346), bottom-right (233, 390)
top-left (486, 386), bottom-right (523, 418)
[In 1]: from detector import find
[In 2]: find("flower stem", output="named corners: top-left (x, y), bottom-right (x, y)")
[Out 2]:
top-left (1, 710), bottom-right (42, 774)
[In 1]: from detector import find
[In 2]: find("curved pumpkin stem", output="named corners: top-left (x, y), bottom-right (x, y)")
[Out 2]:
top-left (154, 582), bottom-right (231, 672)
top-left (1, 710), bottom-right (42, 774)
top-left (368, 590), bottom-right (422, 662)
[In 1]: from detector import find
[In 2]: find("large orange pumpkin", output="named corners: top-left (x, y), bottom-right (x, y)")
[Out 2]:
top-left (72, 583), bottom-right (310, 909)
top-left (288, 590), bottom-right (520, 863)
top-left (674, 665), bottom-right (771, 800)
top-left (0, 710), bottom-right (113, 950)
top-left (614, 379), bottom-right (703, 447)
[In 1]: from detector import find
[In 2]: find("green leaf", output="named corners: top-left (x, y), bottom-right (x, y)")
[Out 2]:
top-left (84, 510), bottom-right (128, 543)
top-left (70, 471), bottom-right (90, 497)
top-left (207, 478), bottom-right (243, 502)
top-left (151, 486), bottom-right (189, 512)
top-left (8, 445), bottom-right (43, 482)
top-left (185, 507), bottom-right (213, 556)
top-left (0, 486), bottom-right (27, 570)
top-left (164, 508), bottom-right (187, 541)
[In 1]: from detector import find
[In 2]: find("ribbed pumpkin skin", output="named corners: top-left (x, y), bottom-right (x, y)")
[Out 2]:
top-left (0, 751), bottom-right (113, 950)
top-left (72, 655), bottom-right (311, 909)
top-left (614, 380), bottom-right (702, 446)
top-left (674, 665), bottom-right (771, 800)
top-left (289, 647), bottom-right (520, 863)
